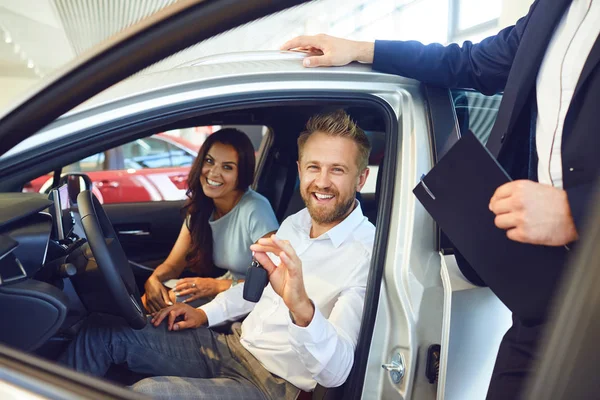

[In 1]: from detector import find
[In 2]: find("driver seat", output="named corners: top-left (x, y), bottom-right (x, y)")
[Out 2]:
top-left (0, 219), bottom-right (70, 352)
top-left (0, 279), bottom-right (69, 351)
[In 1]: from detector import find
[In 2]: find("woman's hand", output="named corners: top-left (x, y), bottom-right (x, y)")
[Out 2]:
top-left (174, 277), bottom-right (231, 303)
top-left (151, 303), bottom-right (208, 331)
top-left (143, 275), bottom-right (173, 313)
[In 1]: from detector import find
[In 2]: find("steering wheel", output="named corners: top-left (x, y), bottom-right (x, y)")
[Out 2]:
top-left (77, 190), bottom-right (147, 329)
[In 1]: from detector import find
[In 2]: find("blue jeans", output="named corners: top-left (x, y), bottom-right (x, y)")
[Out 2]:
top-left (58, 314), bottom-right (297, 400)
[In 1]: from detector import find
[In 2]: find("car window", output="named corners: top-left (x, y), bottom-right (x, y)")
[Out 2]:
top-left (436, 90), bottom-right (503, 253)
top-left (122, 137), bottom-right (172, 169)
top-left (451, 89), bottom-right (503, 145)
top-left (168, 144), bottom-right (195, 167)
top-left (23, 126), bottom-right (270, 204)
top-left (64, 153), bottom-right (106, 173)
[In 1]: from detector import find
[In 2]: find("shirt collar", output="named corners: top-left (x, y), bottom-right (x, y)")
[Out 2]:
top-left (294, 201), bottom-right (367, 248)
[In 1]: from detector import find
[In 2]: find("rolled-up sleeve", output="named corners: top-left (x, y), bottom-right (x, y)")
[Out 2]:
top-left (199, 283), bottom-right (255, 327)
top-left (288, 285), bottom-right (366, 388)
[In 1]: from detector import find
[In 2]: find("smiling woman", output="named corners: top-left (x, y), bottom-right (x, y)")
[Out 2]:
top-left (140, 128), bottom-right (279, 313)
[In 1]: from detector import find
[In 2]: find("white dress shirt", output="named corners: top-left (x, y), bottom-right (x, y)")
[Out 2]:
top-left (535, 0), bottom-right (600, 188)
top-left (200, 203), bottom-right (375, 391)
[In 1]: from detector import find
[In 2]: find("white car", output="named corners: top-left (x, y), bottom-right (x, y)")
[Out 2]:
top-left (0, 1), bottom-right (595, 399)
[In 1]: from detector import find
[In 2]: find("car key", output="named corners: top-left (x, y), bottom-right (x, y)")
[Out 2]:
top-left (243, 258), bottom-right (269, 302)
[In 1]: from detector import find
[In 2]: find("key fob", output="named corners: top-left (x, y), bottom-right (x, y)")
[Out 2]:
top-left (243, 259), bottom-right (269, 302)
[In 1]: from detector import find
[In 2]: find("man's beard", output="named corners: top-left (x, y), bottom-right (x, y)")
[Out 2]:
top-left (301, 185), bottom-right (356, 224)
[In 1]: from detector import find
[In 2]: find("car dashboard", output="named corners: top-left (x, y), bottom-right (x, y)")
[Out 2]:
top-left (0, 193), bottom-right (54, 276)
top-left (0, 192), bottom-right (91, 355)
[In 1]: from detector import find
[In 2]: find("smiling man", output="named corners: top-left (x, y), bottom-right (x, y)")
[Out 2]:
top-left (59, 110), bottom-right (375, 400)
top-left (297, 113), bottom-right (371, 236)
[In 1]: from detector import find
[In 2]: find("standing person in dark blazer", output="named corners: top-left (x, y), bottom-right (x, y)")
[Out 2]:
top-left (282, 0), bottom-right (600, 398)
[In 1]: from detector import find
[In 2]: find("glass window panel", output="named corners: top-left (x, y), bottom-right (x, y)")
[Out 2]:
top-left (392, 0), bottom-right (448, 44)
top-left (122, 137), bottom-right (172, 169)
top-left (458, 0), bottom-right (502, 30)
top-left (451, 89), bottom-right (503, 145)
top-left (168, 144), bottom-right (194, 168)
top-left (65, 152), bottom-right (105, 173)
top-left (23, 126), bottom-right (270, 203)
top-left (359, 0), bottom-right (396, 26)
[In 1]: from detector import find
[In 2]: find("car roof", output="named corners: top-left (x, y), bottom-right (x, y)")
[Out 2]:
top-left (69, 50), bottom-right (416, 116)
top-left (1, 51), bottom-right (418, 162)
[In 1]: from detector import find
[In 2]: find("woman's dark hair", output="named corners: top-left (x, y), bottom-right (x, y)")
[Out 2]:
top-left (183, 128), bottom-right (256, 275)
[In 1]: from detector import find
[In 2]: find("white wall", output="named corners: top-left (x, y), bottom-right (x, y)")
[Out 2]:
top-left (500, 0), bottom-right (535, 27)
top-left (0, 76), bottom-right (38, 110)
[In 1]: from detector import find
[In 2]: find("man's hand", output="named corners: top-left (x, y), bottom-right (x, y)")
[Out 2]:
top-left (250, 235), bottom-right (314, 327)
top-left (280, 34), bottom-right (374, 68)
top-left (150, 303), bottom-right (207, 331)
top-left (489, 180), bottom-right (578, 246)
top-left (143, 275), bottom-right (173, 313)
top-left (174, 277), bottom-right (229, 304)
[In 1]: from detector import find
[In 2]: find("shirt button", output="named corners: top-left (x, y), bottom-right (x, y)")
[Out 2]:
top-left (569, 167), bottom-right (574, 172)
top-left (500, 132), bottom-right (507, 143)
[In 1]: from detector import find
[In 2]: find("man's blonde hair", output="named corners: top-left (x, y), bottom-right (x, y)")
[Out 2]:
top-left (298, 110), bottom-right (371, 171)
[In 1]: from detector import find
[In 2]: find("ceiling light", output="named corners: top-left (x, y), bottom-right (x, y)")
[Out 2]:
top-left (2, 27), bottom-right (42, 77)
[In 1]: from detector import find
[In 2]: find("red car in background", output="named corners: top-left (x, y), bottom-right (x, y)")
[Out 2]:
top-left (25, 133), bottom-right (200, 204)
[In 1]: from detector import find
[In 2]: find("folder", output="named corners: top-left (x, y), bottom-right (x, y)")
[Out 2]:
top-left (413, 131), bottom-right (567, 322)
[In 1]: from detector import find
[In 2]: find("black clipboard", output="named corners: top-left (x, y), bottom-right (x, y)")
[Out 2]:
top-left (413, 131), bottom-right (567, 322)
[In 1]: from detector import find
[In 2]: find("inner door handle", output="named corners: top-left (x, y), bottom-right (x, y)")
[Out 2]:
top-left (118, 230), bottom-right (150, 236)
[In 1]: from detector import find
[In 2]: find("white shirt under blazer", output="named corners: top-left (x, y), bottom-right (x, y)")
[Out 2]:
top-left (535, 0), bottom-right (600, 188)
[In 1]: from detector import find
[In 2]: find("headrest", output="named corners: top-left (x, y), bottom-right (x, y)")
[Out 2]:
top-left (365, 131), bottom-right (385, 165)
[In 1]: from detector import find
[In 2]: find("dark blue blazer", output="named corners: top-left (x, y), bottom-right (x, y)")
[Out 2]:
top-left (373, 0), bottom-right (599, 236)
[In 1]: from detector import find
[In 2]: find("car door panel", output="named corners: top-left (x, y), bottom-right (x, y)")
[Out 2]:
top-left (402, 86), bottom-right (506, 400)
top-left (104, 200), bottom-right (185, 267)
top-left (438, 255), bottom-right (511, 400)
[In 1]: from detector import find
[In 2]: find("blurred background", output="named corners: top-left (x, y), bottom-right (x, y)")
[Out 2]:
top-left (0, 0), bottom-right (533, 110)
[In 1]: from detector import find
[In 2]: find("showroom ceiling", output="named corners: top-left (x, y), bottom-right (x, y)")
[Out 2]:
top-left (53, 0), bottom-right (178, 56)
top-left (0, 0), bottom-right (72, 78)
top-left (0, 0), bottom-right (358, 79)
